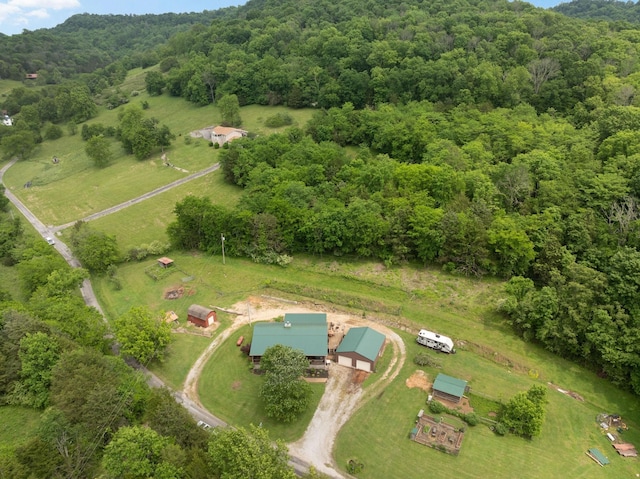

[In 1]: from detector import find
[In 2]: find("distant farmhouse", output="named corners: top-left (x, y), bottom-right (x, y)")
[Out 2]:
top-left (191, 125), bottom-right (247, 146)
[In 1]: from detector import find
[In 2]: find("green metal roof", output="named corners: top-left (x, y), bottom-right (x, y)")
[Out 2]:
top-left (282, 313), bottom-right (327, 325)
top-left (433, 373), bottom-right (467, 399)
top-left (249, 313), bottom-right (328, 357)
top-left (336, 327), bottom-right (385, 362)
top-left (588, 448), bottom-right (610, 465)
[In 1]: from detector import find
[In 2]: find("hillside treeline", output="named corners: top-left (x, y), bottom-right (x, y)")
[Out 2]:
top-left (0, 10), bottom-right (231, 81)
top-left (152, 0), bottom-right (638, 116)
top-left (156, 0), bottom-right (640, 394)
top-left (553, 0), bottom-right (640, 23)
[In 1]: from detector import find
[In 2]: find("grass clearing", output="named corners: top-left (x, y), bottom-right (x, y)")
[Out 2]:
top-left (2, 83), bottom-right (312, 227)
top-left (336, 336), bottom-right (640, 479)
top-left (73, 168), bottom-right (242, 253)
top-left (0, 406), bottom-right (41, 447)
top-left (148, 330), bottom-right (216, 390)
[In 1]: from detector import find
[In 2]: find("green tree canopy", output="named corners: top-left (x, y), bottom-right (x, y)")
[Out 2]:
top-left (85, 134), bottom-right (113, 168)
top-left (500, 385), bottom-right (547, 438)
top-left (114, 306), bottom-right (172, 364)
top-left (207, 425), bottom-right (296, 479)
top-left (259, 344), bottom-right (311, 422)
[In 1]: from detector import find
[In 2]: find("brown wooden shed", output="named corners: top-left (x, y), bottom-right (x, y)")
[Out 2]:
top-left (187, 305), bottom-right (216, 328)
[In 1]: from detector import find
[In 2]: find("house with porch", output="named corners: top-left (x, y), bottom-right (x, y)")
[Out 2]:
top-left (249, 313), bottom-right (328, 368)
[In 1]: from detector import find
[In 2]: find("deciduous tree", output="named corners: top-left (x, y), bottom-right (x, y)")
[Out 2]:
top-left (259, 344), bottom-right (311, 422)
top-left (208, 425), bottom-right (296, 479)
top-left (114, 306), bottom-right (172, 364)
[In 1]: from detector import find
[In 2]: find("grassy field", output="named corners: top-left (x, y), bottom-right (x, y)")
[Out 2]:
top-left (0, 79), bottom-right (26, 96)
top-left (149, 331), bottom-right (217, 390)
top-left (59, 168), bottom-right (243, 253)
top-left (92, 253), bottom-right (640, 478)
top-left (2, 75), bottom-right (313, 227)
top-left (0, 406), bottom-right (41, 447)
top-left (335, 333), bottom-right (640, 479)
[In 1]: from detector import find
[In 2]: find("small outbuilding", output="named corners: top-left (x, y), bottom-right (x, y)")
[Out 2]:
top-left (157, 257), bottom-right (174, 268)
top-left (432, 373), bottom-right (468, 404)
top-left (164, 311), bottom-right (179, 323)
top-left (187, 304), bottom-right (216, 328)
top-left (336, 327), bottom-right (386, 372)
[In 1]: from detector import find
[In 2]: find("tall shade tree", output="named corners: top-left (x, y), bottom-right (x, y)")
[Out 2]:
top-left (114, 306), bottom-right (172, 364)
top-left (500, 385), bottom-right (547, 438)
top-left (1, 130), bottom-right (37, 160)
top-left (218, 94), bottom-right (242, 127)
top-left (85, 134), bottom-right (113, 168)
top-left (16, 331), bottom-right (61, 408)
top-left (259, 344), bottom-right (311, 422)
top-left (208, 425), bottom-right (296, 479)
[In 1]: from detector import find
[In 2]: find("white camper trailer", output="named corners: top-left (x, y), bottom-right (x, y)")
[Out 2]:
top-left (416, 329), bottom-right (455, 353)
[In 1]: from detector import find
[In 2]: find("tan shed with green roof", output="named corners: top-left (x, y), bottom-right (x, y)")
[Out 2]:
top-left (432, 373), bottom-right (468, 403)
top-left (336, 327), bottom-right (386, 372)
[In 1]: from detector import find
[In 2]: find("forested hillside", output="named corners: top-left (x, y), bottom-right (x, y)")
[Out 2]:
top-left (2, 0), bottom-right (640, 475)
top-left (553, 0), bottom-right (640, 23)
top-left (117, 0), bottom-right (640, 395)
top-left (0, 10), bottom-right (234, 81)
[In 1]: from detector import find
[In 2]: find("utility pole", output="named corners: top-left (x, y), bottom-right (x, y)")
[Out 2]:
top-left (221, 234), bottom-right (226, 265)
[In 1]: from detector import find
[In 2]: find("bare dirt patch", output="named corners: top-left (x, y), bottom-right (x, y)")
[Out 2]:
top-left (406, 370), bottom-right (432, 392)
top-left (435, 396), bottom-right (475, 415)
top-left (164, 286), bottom-right (184, 300)
top-left (548, 382), bottom-right (584, 401)
top-left (231, 380), bottom-right (241, 390)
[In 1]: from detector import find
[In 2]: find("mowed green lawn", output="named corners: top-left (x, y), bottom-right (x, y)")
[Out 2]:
top-left (149, 331), bottom-right (216, 390)
top-left (61, 168), bottom-right (242, 253)
top-left (197, 323), bottom-right (325, 443)
top-left (2, 72), bottom-right (314, 227)
top-left (94, 254), bottom-right (640, 478)
top-left (335, 337), bottom-right (640, 479)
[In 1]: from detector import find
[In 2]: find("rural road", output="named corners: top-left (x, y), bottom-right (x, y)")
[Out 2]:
top-left (0, 157), bottom-right (320, 476)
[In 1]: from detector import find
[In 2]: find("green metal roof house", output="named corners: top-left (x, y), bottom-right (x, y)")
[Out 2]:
top-left (432, 373), bottom-right (468, 403)
top-left (336, 327), bottom-right (386, 372)
top-left (249, 313), bottom-right (328, 365)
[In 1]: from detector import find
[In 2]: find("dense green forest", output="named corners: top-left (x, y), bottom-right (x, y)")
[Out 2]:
top-left (553, 0), bottom-right (640, 23)
top-left (150, 0), bottom-right (640, 396)
top-left (3, 0), bottom-right (640, 475)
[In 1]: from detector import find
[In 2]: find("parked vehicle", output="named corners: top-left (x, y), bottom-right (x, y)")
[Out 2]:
top-left (416, 329), bottom-right (455, 353)
top-left (197, 420), bottom-right (212, 430)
